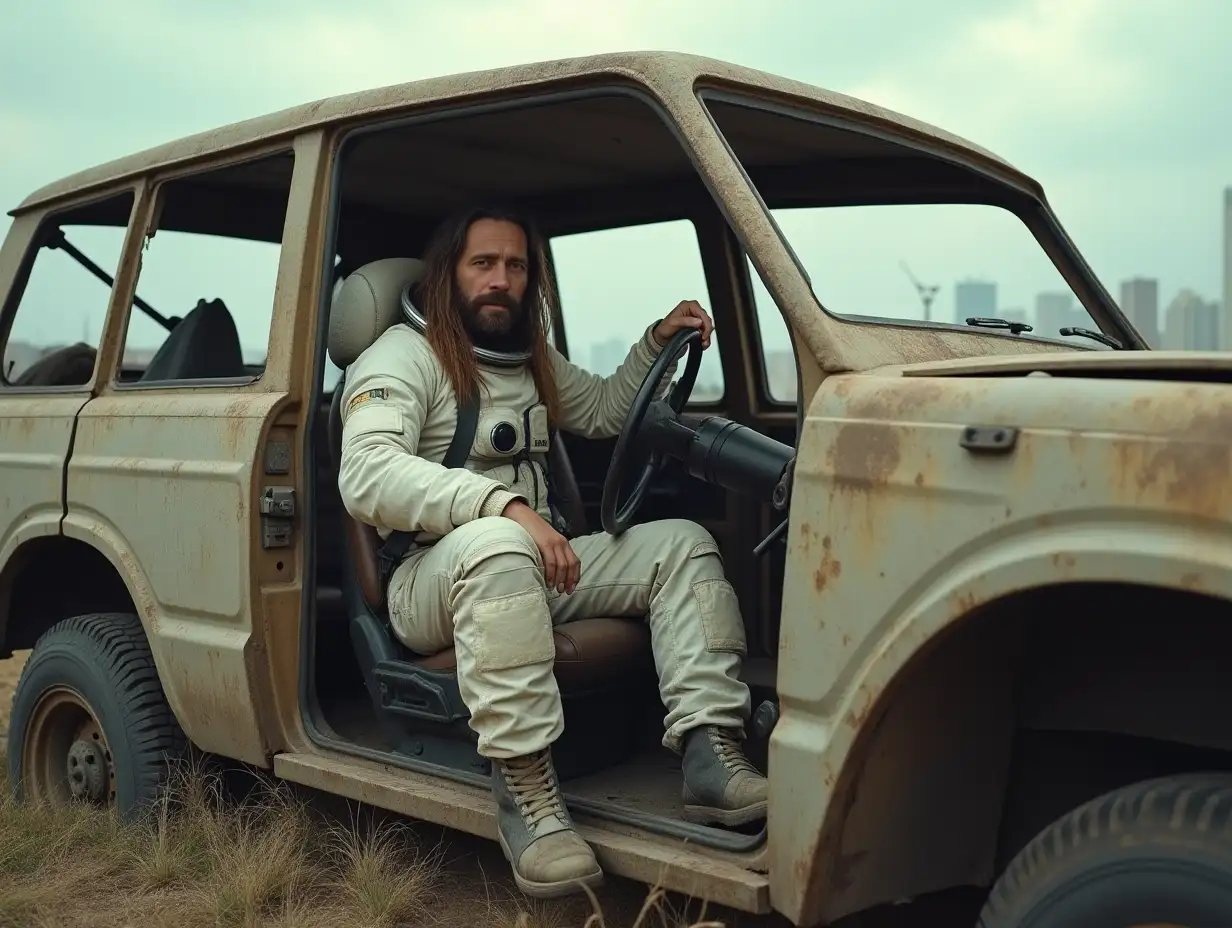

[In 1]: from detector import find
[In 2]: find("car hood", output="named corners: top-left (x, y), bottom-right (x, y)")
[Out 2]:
top-left (893, 350), bottom-right (1232, 383)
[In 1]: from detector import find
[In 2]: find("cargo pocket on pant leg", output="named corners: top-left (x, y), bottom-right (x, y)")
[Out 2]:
top-left (688, 540), bottom-right (746, 655)
top-left (691, 579), bottom-right (747, 654)
top-left (684, 534), bottom-right (739, 650)
top-left (471, 588), bottom-right (557, 672)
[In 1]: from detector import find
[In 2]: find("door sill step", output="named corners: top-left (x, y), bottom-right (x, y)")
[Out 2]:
top-left (273, 750), bottom-right (770, 914)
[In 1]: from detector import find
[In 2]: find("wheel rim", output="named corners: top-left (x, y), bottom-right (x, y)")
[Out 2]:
top-left (21, 685), bottom-right (116, 808)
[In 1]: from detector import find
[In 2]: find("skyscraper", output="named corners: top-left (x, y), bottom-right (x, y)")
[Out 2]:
top-left (1164, 289), bottom-right (1219, 351)
top-left (999, 306), bottom-right (1029, 327)
top-left (1035, 291), bottom-right (1082, 336)
top-left (1120, 277), bottom-right (1160, 348)
top-left (1223, 187), bottom-right (1231, 349)
top-left (589, 338), bottom-right (628, 377)
top-left (955, 279), bottom-right (996, 325)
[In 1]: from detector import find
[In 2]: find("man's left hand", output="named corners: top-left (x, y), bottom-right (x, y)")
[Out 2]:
top-left (653, 300), bottom-right (713, 350)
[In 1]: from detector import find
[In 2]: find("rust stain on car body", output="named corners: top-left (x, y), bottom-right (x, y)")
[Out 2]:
top-left (814, 535), bottom-right (842, 593)
top-left (829, 423), bottom-right (902, 492)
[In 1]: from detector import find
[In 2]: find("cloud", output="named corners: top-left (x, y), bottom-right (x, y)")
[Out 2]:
top-left (826, 0), bottom-right (1230, 299)
top-left (841, 0), bottom-right (1229, 172)
top-left (69, 0), bottom-right (699, 101)
top-left (0, 111), bottom-right (46, 169)
top-left (0, 0), bottom-right (1228, 349)
top-left (846, 0), bottom-right (1144, 150)
top-left (1, 0), bottom-right (714, 193)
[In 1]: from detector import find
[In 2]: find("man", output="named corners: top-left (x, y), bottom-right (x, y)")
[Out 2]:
top-left (337, 205), bottom-right (766, 899)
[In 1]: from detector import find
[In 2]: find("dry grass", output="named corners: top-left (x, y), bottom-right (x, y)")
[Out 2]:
top-left (0, 654), bottom-right (731, 928)
top-left (0, 755), bottom-right (728, 928)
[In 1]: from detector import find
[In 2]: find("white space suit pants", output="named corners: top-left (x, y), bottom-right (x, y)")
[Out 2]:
top-left (386, 516), bottom-right (752, 759)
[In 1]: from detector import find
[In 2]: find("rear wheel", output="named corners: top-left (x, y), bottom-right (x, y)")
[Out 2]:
top-left (6, 612), bottom-right (188, 820)
top-left (979, 773), bottom-right (1232, 927)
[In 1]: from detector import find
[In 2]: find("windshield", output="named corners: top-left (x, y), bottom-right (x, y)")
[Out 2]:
top-left (702, 95), bottom-right (1108, 347)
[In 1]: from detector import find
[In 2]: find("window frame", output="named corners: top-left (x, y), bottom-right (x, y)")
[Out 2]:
top-left (740, 252), bottom-right (801, 409)
top-left (693, 85), bottom-right (1144, 351)
top-left (109, 145), bottom-right (299, 392)
top-left (0, 187), bottom-right (140, 396)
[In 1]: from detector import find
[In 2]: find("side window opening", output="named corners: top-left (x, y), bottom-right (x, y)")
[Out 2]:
top-left (1, 191), bottom-right (135, 388)
top-left (550, 218), bottom-right (725, 405)
top-left (118, 151), bottom-right (294, 384)
top-left (746, 256), bottom-right (798, 404)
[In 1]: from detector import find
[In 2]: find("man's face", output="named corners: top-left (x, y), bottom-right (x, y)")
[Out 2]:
top-left (454, 218), bottom-right (530, 343)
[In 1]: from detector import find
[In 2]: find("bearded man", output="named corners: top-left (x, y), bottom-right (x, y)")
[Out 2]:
top-left (336, 205), bottom-right (766, 899)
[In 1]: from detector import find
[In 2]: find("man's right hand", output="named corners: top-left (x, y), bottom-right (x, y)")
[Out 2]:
top-left (501, 500), bottom-right (581, 595)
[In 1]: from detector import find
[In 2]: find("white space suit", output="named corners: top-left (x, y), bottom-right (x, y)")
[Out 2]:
top-left (332, 257), bottom-right (767, 899)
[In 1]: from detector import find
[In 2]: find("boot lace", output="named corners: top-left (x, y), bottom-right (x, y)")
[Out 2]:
top-left (504, 751), bottom-right (565, 829)
top-left (711, 727), bottom-right (760, 777)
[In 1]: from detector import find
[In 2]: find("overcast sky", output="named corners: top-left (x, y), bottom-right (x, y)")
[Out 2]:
top-left (2, 0), bottom-right (1228, 381)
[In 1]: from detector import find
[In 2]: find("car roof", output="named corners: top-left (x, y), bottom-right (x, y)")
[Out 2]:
top-left (14, 50), bottom-right (1037, 216)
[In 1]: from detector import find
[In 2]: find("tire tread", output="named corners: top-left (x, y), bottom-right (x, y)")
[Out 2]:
top-left (10, 612), bottom-right (188, 812)
top-left (979, 773), bottom-right (1232, 927)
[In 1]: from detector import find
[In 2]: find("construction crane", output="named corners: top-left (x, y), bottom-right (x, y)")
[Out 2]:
top-left (900, 261), bottom-right (939, 323)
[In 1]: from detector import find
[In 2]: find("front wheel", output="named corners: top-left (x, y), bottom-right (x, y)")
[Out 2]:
top-left (6, 612), bottom-right (188, 820)
top-left (979, 773), bottom-right (1232, 927)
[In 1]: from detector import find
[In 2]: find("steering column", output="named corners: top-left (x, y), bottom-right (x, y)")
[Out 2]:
top-left (600, 328), bottom-right (796, 551)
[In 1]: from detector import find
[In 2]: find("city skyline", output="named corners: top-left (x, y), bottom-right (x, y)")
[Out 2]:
top-left (936, 184), bottom-right (1230, 351)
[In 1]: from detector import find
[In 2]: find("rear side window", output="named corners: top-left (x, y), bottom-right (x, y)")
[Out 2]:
top-left (1, 191), bottom-right (134, 388)
top-left (117, 150), bottom-right (294, 384)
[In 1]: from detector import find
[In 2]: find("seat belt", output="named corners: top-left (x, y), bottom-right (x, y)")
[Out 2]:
top-left (543, 426), bottom-right (573, 539)
top-left (375, 393), bottom-right (480, 596)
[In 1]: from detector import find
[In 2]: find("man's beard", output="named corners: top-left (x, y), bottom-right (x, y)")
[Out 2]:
top-left (456, 289), bottom-right (532, 354)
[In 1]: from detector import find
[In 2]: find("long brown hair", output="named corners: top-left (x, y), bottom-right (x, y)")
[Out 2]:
top-left (413, 205), bottom-right (562, 424)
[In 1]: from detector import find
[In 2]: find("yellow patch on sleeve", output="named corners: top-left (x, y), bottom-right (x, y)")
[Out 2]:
top-left (347, 387), bottom-right (389, 414)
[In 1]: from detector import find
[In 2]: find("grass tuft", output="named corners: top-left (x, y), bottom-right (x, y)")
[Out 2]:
top-left (0, 658), bottom-right (731, 927)
top-left (0, 748), bottom-right (731, 927)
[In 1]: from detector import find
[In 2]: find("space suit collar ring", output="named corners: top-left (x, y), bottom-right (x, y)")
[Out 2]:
top-left (400, 284), bottom-right (533, 367)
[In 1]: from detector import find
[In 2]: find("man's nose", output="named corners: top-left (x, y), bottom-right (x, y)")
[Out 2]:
top-left (487, 264), bottom-right (511, 290)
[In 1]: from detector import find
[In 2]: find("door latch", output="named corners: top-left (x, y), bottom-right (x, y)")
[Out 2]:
top-left (259, 486), bottom-right (296, 548)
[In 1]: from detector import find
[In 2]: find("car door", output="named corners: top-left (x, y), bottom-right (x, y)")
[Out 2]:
top-left (62, 144), bottom-right (311, 765)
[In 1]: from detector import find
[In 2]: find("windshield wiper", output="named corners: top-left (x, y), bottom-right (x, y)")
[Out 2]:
top-left (47, 229), bottom-right (177, 332)
top-left (1059, 326), bottom-right (1122, 350)
top-left (966, 316), bottom-right (1034, 335)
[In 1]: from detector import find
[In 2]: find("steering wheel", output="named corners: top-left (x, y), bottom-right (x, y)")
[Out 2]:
top-left (600, 327), bottom-right (704, 536)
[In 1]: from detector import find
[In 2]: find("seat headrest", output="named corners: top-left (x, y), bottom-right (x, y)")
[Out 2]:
top-left (327, 257), bottom-right (425, 368)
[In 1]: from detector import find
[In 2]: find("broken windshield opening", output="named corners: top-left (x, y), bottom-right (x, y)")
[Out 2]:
top-left (699, 92), bottom-right (1110, 345)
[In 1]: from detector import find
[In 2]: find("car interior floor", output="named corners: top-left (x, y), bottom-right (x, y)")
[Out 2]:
top-left (314, 685), bottom-right (692, 822)
top-left (311, 589), bottom-right (771, 829)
